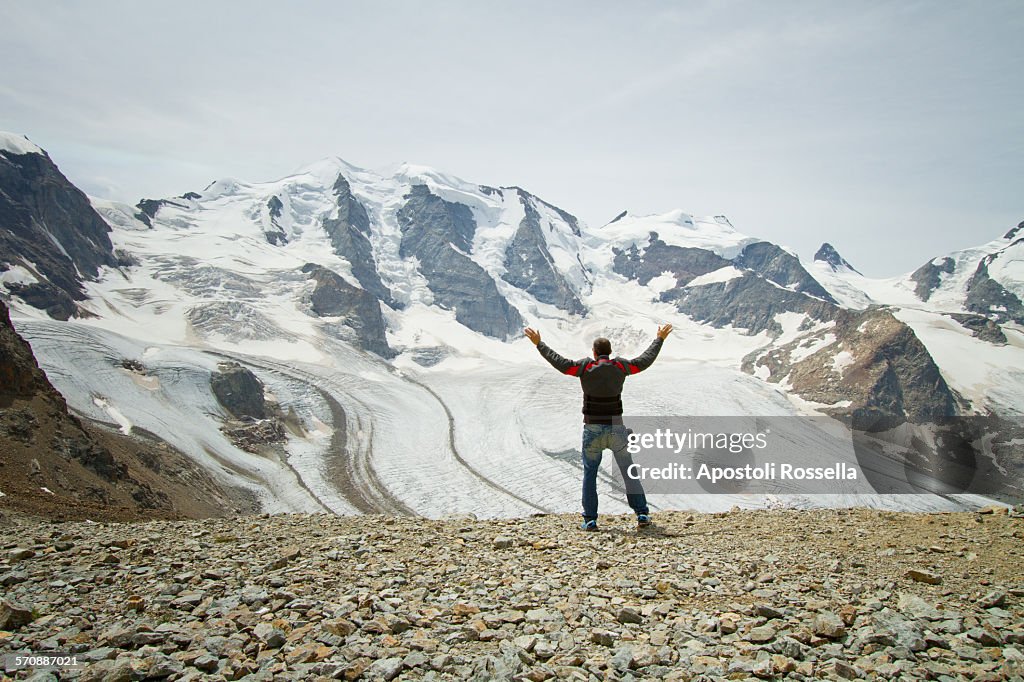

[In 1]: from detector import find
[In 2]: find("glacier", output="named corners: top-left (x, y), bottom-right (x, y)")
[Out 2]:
top-left (3, 144), bottom-right (1019, 517)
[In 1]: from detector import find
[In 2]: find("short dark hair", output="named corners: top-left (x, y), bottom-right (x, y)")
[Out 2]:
top-left (593, 337), bottom-right (612, 356)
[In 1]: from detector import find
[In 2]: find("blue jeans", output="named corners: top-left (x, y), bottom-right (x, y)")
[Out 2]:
top-left (581, 423), bottom-right (649, 522)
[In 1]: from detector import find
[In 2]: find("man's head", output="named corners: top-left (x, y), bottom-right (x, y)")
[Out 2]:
top-left (592, 337), bottom-right (612, 358)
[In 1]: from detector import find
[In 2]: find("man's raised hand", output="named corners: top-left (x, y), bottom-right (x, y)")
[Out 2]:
top-left (657, 324), bottom-right (673, 340)
top-left (524, 327), bottom-right (541, 346)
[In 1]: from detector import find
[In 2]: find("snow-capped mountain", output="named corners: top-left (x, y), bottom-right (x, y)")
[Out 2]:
top-left (814, 243), bottom-right (862, 276)
top-left (1, 131), bottom-right (1020, 517)
top-left (807, 226), bottom-right (1024, 417)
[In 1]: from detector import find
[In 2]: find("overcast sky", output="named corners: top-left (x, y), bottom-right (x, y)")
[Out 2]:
top-left (1, 1), bottom-right (1021, 276)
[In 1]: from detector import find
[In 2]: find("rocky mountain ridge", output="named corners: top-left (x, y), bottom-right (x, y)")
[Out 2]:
top-left (1, 131), bottom-right (1021, 518)
top-left (4, 134), bottom-right (1015, 424)
top-left (0, 136), bottom-right (121, 319)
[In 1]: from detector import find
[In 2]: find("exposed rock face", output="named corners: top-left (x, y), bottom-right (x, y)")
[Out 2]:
top-left (263, 195), bottom-right (288, 245)
top-left (613, 233), bottom-right (730, 286)
top-left (623, 236), bottom-right (850, 342)
top-left (0, 300), bottom-right (52, 402)
top-left (910, 256), bottom-right (955, 302)
top-left (948, 313), bottom-right (1008, 345)
top-left (814, 242), bottom-right (861, 274)
top-left (302, 263), bottom-right (394, 358)
top-left (210, 362), bottom-right (268, 420)
top-left (965, 256), bottom-right (1024, 324)
top-left (734, 242), bottom-right (836, 303)
top-left (669, 273), bottom-right (836, 336)
top-left (135, 193), bottom-right (199, 223)
top-left (509, 186), bottom-right (583, 237)
top-left (267, 195), bottom-right (284, 219)
top-left (745, 308), bottom-right (957, 430)
top-left (502, 191), bottom-right (585, 315)
top-left (397, 185), bottom-right (523, 339)
top-left (321, 175), bottom-right (395, 306)
top-left (0, 145), bottom-right (116, 319)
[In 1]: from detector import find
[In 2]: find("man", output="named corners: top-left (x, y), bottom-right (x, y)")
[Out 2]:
top-left (524, 324), bottom-right (673, 531)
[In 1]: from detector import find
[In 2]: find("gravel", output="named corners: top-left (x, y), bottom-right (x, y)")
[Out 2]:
top-left (0, 507), bottom-right (1021, 680)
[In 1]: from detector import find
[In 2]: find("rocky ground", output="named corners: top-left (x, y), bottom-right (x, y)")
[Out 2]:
top-left (0, 507), bottom-right (1022, 681)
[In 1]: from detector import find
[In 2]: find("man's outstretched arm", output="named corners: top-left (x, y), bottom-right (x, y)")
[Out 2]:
top-left (626, 324), bottom-right (673, 374)
top-left (524, 327), bottom-right (580, 375)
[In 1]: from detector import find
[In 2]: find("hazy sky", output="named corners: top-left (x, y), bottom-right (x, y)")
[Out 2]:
top-left (2, 1), bottom-right (1021, 276)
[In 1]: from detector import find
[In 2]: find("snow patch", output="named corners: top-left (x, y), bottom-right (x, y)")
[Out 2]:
top-left (893, 308), bottom-right (1024, 415)
top-left (594, 210), bottom-right (757, 259)
top-left (646, 273), bottom-right (678, 294)
top-left (832, 350), bottom-right (855, 377)
top-left (790, 333), bottom-right (838, 363)
top-left (1, 264), bottom-right (39, 286)
top-left (809, 260), bottom-right (873, 310)
top-left (93, 396), bottom-right (133, 435)
top-left (687, 265), bottom-right (744, 287)
top-left (773, 312), bottom-right (809, 346)
top-left (986, 242), bottom-right (1024, 300)
top-left (0, 132), bottom-right (44, 156)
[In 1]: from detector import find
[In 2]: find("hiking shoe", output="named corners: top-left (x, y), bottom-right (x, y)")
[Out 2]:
top-left (580, 519), bottom-right (598, 532)
top-left (637, 514), bottom-right (652, 528)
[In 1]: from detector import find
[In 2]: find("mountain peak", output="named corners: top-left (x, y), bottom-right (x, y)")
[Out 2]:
top-left (287, 156), bottom-right (368, 188)
top-left (0, 131), bottom-right (45, 157)
top-left (814, 242), bottom-right (861, 275)
top-left (386, 162), bottom-right (479, 194)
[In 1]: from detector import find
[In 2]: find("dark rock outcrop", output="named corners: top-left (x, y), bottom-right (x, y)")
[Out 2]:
top-left (948, 313), bottom-right (1008, 345)
top-left (502, 191), bottom-right (585, 315)
top-left (321, 175), bottom-right (395, 305)
top-left (613, 232), bottom-right (730, 287)
top-left (909, 256), bottom-right (955, 302)
top-left (397, 185), bottom-right (523, 339)
top-left (0, 144), bottom-right (117, 319)
top-left (507, 187), bottom-right (582, 237)
top-left (210, 362), bottom-right (268, 420)
top-left (267, 195), bottom-right (284, 220)
top-left (612, 235), bottom-right (838, 336)
top-left (964, 256), bottom-right (1024, 324)
top-left (744, 308), bottom-right (958, 430)
top-left (814, 242), bottom-right (861, 275)
top-left (734, 242), bottom-right (835, 303)
top-left (264, 195), bottom-right (288, 246)
top-left (0, 300), bottom-right (53, 403)
top-left (668, 272), bottom-right (836, 336)
top-left (134, 197), bottom-right (191, 228)
top-left (302, 263), bottom-right (394, 357)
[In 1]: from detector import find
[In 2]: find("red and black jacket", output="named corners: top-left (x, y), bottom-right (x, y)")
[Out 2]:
top-left (536, 337), bottom-right (663, 424)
